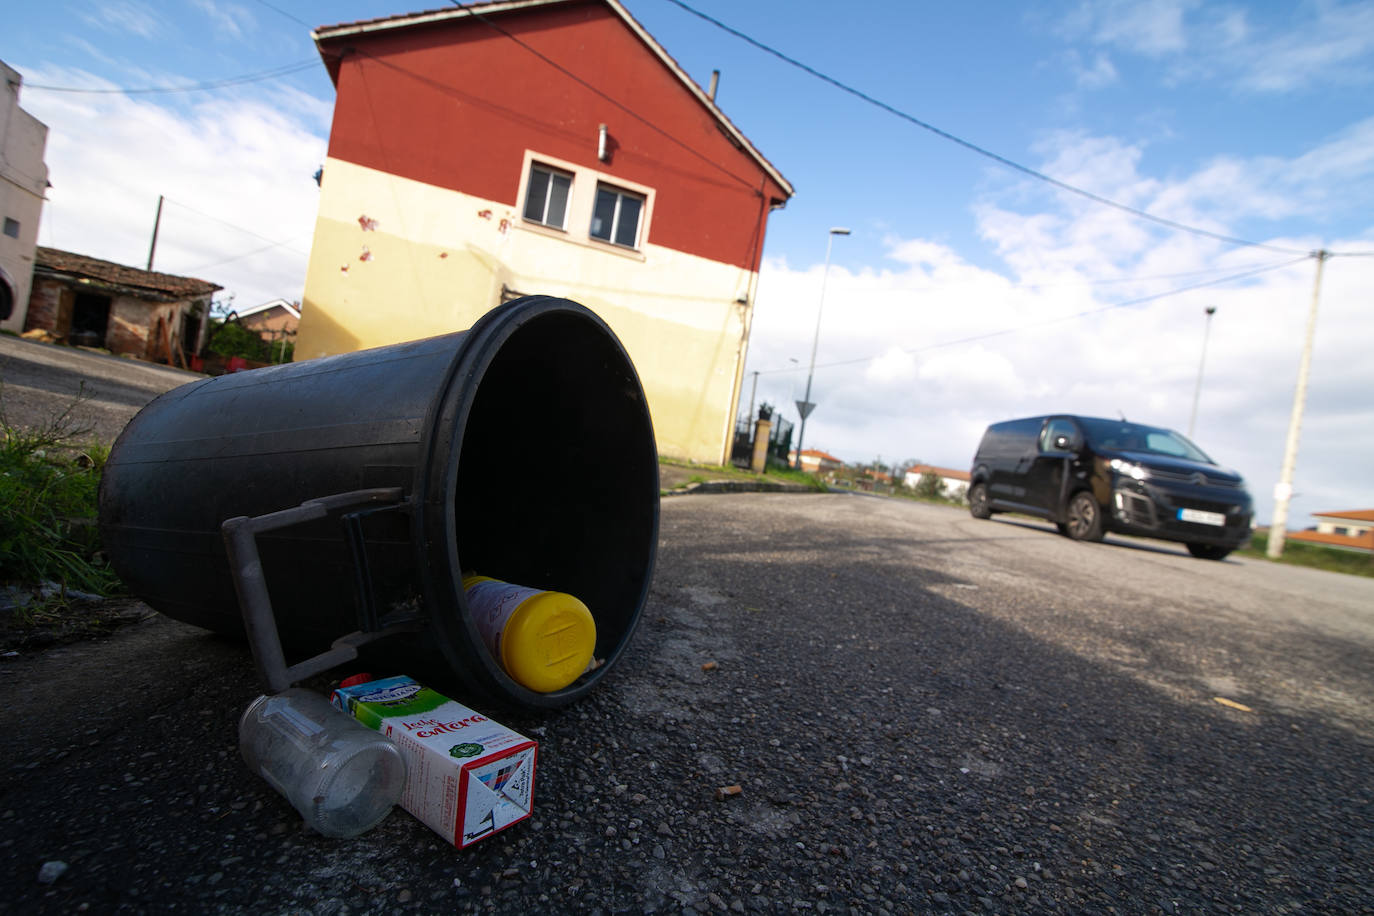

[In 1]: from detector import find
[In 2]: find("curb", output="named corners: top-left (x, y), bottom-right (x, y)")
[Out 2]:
top-left (660, 480), bottom-right (817, 498)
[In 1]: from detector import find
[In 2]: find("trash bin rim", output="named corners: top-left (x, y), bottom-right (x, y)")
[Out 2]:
top-left (414, 295), bottom-right (659, 708)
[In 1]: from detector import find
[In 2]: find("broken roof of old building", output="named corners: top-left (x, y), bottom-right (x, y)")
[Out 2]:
top-left (34, 247), bottom-right (221, 302)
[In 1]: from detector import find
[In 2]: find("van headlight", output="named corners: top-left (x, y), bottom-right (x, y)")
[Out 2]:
top-left (1110, 458), bottom-right (1148, 481)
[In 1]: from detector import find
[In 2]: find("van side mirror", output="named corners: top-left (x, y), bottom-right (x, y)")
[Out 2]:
top-left (1053, 434), bottom-right (1077, 451)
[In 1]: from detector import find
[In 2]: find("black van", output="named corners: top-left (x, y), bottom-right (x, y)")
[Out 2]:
top-left (967, 415), bottom-right (1253, 559)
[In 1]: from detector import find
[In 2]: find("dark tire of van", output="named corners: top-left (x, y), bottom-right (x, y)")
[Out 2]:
top-left (1186, 543), bottom-right (1232, 560)
top-left (969, 483), bottom-right (992, 519)
top-left (1065, 491), bottom-right (1105, 542)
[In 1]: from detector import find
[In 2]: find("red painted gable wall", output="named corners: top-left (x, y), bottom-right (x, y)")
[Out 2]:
top-left (318, 1), bottom-right (787, 271)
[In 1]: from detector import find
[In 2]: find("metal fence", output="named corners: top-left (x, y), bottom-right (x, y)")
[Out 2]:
top-left (730, 412), bottom-right (794, 470)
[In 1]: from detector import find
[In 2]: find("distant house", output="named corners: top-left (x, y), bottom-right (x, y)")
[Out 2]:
top-left (230, 298), bottom-right (300, 338)
top-left (24, 248), bottom-right (220, 366)
top-left (1288, 509), bottom-right (1374, 555)
top-left (789, 449), bottom-right (843, 474)
top-left (296, 0), bottom-right (793, 465)
top-left (901, 464), bottom-right (972, 499)
top-left (0, 61), bottom-right (48, 334)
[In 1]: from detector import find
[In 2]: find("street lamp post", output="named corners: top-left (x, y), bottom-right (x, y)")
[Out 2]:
top-left (794, 227), bottom-right (850, 469)
top-left (1187, 306), bottom-right (1216, 440)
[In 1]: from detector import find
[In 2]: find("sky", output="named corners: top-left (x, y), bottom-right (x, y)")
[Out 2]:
top-left (4, 0), bottom-right (1373, 527)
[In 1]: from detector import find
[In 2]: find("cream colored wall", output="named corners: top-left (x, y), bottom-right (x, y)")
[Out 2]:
top-left (1316, 519), bottom-right (1372, 536)
top-left (298, 158), bottom-right (756, 464)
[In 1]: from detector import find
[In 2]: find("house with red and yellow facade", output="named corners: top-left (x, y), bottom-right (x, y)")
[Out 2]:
top-left (296, 0), bottom-right (793, 464)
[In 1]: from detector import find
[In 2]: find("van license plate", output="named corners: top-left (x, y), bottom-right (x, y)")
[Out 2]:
top-left (1178, 508), bottom-right (1226, 526)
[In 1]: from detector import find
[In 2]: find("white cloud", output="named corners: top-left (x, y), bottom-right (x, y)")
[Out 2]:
top-left (192, 0), bottom-right (258, 42)
top-left (1233, 1), bottom-right (1374, 91)
top-left (746, 120), bottom-right (1374, 526)
top-left (1070, 0), bottom-right (1196, 57)
top-left (1068, 51), bottom-right (1120, 89)
top-left (865, 347), bottom-right (918, 387)
top-left (1063, 0), bottom-right (1374, 92)
top-left (81, 1), bottom-right (164, 40)
top-left (21, 65), bottom-right (327, 310)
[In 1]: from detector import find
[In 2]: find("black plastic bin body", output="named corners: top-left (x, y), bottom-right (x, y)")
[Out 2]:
top-left (98, 296), bottom-right (659, 709)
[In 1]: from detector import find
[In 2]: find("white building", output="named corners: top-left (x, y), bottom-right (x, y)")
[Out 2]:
top-left (0, 62), bottom-right (49, 334)
top-left (901, 464), bottom-right (972, 500)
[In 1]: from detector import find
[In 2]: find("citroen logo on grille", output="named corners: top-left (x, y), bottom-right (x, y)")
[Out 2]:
top-left (1192, 472), bottom-right (1208, 486)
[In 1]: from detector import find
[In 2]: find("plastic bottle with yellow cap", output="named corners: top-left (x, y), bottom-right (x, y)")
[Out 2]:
top-left (461, 574), bottom-right (597, 693)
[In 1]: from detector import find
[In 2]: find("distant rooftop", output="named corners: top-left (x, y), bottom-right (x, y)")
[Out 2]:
top-left (35, 248), bottom-right (220, 302)
top-left (1312, 508), bottom-right (1374, 523)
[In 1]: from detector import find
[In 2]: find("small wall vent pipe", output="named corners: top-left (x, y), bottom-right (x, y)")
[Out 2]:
top-left (598, 124), bottom-right (608, 162)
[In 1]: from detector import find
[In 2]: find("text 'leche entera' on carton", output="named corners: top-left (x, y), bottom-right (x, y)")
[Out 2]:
top-left (331, 676), bottom-right (538, 848)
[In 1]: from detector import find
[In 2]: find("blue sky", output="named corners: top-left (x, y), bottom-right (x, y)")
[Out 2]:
top-left (4, 0), bottom-right (1374, 529)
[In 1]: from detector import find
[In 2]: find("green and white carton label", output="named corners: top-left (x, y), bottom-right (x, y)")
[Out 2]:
top-left (331, 676), bottom-right (537, 848)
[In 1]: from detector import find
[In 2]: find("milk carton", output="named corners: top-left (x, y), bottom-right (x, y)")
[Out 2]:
top-left (331, 676), bottom-right (536, 848)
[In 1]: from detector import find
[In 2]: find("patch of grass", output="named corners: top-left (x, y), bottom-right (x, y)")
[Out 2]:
top-left (1237, 531), bottom-right (1373, 578)
top-left (1, 383), bottom-right (123, 603)
top-left (766, 466), bottom-right (830, 492)
top-left (658, 457), bottom-right (828, 492)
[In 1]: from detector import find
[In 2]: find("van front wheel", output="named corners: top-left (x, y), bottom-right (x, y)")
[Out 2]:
top-left (969, 483), bottom-right (992, 519)
top-left (1065, 491), bottom-right (1104, 542)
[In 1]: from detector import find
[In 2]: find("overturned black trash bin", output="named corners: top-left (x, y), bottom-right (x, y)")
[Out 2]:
top-left (98, 296), bottom-right (659, 710)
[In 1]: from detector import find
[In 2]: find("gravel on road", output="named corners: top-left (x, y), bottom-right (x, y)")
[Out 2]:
top-left (2, 493), bottom-right (1371, 914)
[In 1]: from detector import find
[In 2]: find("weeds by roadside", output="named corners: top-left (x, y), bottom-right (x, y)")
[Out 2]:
top-left (659, 457), bottom-right (828, 492)
top-left (1237, 531), bottom-right (1373, 579)
top-left (1, 381), bottom-right (124, 631)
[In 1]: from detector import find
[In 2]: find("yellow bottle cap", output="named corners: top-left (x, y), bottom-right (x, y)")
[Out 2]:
top-left (501, 591), bottom-right (597, 693)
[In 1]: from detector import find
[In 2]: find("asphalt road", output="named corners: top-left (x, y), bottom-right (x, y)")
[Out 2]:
top-left (0, 334), bottom-right (200, 444)
top-left (3, 488), bottom-right (1372, 913)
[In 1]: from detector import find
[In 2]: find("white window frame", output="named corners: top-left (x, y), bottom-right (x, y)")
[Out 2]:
top-left (522, 163), bottom-right (572, 230)
top-left (515, 151), bottom-right (654, 258)
top-left (590, 184), bottom-right (645, 249)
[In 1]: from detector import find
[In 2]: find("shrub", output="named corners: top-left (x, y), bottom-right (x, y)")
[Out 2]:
top-left (915, 471), bottom-right (945, 500)
top-left (0, 385), bottom-right (121, 597)
top-left (205, 320), bottom-right (292, 363)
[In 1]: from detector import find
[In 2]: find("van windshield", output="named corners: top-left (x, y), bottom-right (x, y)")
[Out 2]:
top-left (1078, 418), bottom-right (1213, 464)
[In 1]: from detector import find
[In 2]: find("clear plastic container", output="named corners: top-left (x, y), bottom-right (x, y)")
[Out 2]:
top-left (239, 688), bottom-right (406, 838)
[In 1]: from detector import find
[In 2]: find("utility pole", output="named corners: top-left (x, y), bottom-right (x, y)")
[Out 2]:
top-left (1187, 306), bottom-right (1216, 440)
top-left (147, 194), bottom-right (164, 271)
top-left (745, 370), bottom-right (759, 423)
top-left (1267, 250), bottom-right (1328, 559)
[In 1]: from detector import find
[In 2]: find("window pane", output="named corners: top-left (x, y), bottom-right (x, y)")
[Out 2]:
top-left (614, 196), bottom-right (641, 247)
top-left (524, 169), bottom-right (550, 222)
top-left (590, 189), bottom-right (617, 241)
top-left (547, 173), bottom-right (571, 228)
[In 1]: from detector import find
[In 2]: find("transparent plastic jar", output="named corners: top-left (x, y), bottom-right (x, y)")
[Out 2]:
top-left (239, 688), bottom-right (406, 838)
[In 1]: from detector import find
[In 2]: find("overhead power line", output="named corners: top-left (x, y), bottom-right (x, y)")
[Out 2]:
top-left (163, 197), bottom-right (312, 256)
top-left (249, 0), bottom-right (315, 29)
top-left (754, 255), bottom-right (1311, 375)
top-left (661, 0), bottom-right (1328, 258)
top-left (24, 60), bottom-right (319, 95)
top-left (448, 1), bottom-right (763, 194)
